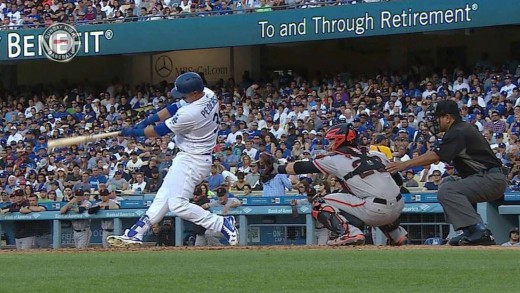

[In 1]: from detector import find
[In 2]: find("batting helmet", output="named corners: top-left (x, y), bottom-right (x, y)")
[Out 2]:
top-left (325, 123), bottom-right (358, 152)
top-left (171, 72), bottom-right (204, 98)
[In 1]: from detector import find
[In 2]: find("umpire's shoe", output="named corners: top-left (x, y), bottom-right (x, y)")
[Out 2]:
top-left (449, 229), bottom-right (496, 246)
top-left (221, 216), bottom-right (239, 246)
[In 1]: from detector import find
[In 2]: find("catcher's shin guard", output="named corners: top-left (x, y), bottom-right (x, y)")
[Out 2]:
top-left (312, 205), bottom-right (349, 236)
top-left (379, 220), bottom-right (408, 246)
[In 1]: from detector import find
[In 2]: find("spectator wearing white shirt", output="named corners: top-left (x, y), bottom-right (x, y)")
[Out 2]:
top-left (7, 126), bottom-right (23, 145)
top-left (242, 141), bottom-right (258, 161)
top-left (452, 73), bottom-right (470, 92)
top-left (421, 81), bottom-right (437, 100)
top-left (225, 124), bottom-right (243, 145)
top-left (131, 173), bottom-right (147, 193)
top-left (500, 74), bottom-right (517, 99)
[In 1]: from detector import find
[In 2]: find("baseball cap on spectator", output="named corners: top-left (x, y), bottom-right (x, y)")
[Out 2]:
top-left (499, 143), bottom-right (506, 149)
top-left (99, 189), bottom-right (109, 196)
top-left (75, 189), bottom-right (84, 196)
top-left (353, 118), bottom-right (361, 122)
top-left (445, 164), bottom-right (454, 169)
top-left (375, 134), bottom-right (386, 144)
top-left (405, 169), bottom-right (414, 175)
top-left (47, 114), bottom-right (54, 119)
top-left (14, 189), bottom-right (24, 196)
top-left (110, 155), bottom-right (117, 161)
top-left (495, 133), bottom-right (504, 139)
top-left (216, 186), bottom-right (227, 197)
top-left (398, 129), bottom-right (407, 134)
top-left (309, 130), bottom-right (317, 135)
top-left (302, 150), bottom-right (311, 155)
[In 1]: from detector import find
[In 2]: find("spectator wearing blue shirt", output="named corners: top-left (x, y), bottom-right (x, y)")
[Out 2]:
top-left (89, 167), bottom-right (107, 191)
top-left (207, 164), bottom-right (225, 191)
top-left (222, 146), bottom-right (239, 169)
top-left (261, 174), bottom-right (292, 197)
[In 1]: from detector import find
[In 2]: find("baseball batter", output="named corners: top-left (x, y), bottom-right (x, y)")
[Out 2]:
top-left (107, 72), bottom-right (238, 247)
top-left (263, 123), bottom-right (408, 245)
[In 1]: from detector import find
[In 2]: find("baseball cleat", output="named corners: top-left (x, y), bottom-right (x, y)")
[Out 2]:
top-left (388, 235), bottom-right (409, 246)
top-left (221, 216), bottom-right (239, 246)
top-left (327, 234), bottom-right (365, 246)
top-left (107, 230), bottom-right (143, 248)
top-left (450, 229), bottom-right (496, 246)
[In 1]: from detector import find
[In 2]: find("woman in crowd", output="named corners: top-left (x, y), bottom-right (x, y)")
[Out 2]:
top-left (237, 154), bottom-right (252, 175)
top-left (232, 172), bottom-right (247, 191)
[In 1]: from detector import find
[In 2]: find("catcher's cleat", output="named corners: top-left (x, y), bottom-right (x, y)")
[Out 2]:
top-left (327, 234), bottom-right (365, 246)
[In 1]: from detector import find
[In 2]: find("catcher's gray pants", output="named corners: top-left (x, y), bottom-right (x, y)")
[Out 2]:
top-left (323, 193), bottom-right (406, 240)
top-left (73, 229), bottom-right (91, 248)
top-left (102, 230), bottom-right (114, 248)
top-left (195, 230), bottom-right (223, 246)
top-left (438, 172), bottom-right (507, 230)
top-left (15, 236), bottom-right (35, 250)
top-left (35, 234), bottom-right (52, 248)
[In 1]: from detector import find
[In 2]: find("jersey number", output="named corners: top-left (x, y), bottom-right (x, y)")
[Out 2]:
top-left (212, 113), bottom-right (220, 133)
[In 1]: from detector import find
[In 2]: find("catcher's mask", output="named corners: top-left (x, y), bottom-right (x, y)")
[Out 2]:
top-left (325, 123), bottom-right (358, 152)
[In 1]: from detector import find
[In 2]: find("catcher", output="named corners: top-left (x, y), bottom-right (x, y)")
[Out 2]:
top-left (259, 123), bottom-right (408, 246)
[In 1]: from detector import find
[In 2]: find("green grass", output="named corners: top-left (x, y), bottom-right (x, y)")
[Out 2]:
top-left (1, 248), bottom-right (520, 293)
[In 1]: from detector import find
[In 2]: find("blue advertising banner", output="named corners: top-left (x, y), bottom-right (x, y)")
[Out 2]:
top-left (0, 0), bottom-right (519, 61)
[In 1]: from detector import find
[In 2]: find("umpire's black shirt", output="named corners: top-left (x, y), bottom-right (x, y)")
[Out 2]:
top-left (434, 119), bottom-right (502, 178)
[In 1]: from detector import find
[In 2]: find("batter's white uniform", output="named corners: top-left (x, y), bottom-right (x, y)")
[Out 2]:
top-left (313, 148), bottom-right (407, 240)
top-left (144, 88), bottom-right (224, 232)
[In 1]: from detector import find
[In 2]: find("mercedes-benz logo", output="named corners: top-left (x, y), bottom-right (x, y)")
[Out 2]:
top-left (155, 55), bottom-right (173, 78)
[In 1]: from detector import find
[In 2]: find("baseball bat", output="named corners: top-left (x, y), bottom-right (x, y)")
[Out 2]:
top-left (47, 131), bottom-right (120, 149)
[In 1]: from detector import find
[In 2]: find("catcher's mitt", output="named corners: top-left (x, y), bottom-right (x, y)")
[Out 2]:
top-left (258, 152), bottom-right (278, 183)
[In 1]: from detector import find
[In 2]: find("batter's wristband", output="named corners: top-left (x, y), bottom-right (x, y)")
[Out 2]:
top-left (166, 103), bottom-right (180, 116)
top-left (277, 165), bottom-right (287, 174)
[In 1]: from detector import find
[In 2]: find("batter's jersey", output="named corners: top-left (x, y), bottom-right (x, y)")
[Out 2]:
top-left (313, 149), bottom-right (399, 200)
top-left (165, 88), bottom-right (219, 155)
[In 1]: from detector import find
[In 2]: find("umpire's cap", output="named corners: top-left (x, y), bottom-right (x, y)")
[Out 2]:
top-left (431, 100), bottom-right (460, 118)
top-left (171, 72), bottom-right (204, 98)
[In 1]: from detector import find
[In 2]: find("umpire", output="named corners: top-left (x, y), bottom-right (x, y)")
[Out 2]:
top-left (387, 100), bottom-right (507, 246)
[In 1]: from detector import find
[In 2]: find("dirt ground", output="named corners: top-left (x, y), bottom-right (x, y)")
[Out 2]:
top-left (1, 244), bottom-right (518, 254)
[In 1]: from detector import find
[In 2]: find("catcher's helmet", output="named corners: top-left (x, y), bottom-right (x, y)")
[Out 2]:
top-left (325, 123), bottom-right (358, 151)
top-left (171, 72), bottom-right (204, 98)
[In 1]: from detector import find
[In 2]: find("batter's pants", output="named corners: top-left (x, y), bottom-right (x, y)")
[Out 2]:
top-left (144, 152), bottom-right (224, 233)
top-left (438, 172), bottom-right (507, 230)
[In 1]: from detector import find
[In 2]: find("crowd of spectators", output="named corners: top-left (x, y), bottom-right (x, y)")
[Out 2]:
top-left (0, 57), bottom-right (519, 246)
top-left (0, 0), bottom-right (387, 29)
top-left (0, 58), bottom-right (518, 208)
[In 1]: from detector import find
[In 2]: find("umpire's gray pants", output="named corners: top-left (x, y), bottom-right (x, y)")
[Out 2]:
top-left (15, 236), bottom-right (35, 250)
top-left (438, 173), bottom-right (507, 230)
top-left (73, 229), bottom-right (92, 249)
